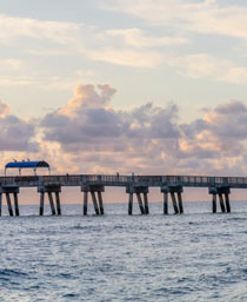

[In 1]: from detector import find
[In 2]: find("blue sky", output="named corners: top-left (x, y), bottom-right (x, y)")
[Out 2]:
top-left (1, 0), bottom-right (247, 179)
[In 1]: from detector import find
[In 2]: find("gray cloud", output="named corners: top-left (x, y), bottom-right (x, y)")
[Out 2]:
top-left (39, 84), bottom-right (247, 175)
top-left (0, 114), bottom-right (37, 152)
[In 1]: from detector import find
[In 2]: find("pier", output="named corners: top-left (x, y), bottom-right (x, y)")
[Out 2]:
top-left (0, 174), bottom-right (247, 216)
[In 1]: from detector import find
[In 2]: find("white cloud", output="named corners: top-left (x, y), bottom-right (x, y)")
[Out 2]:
top-left (0, 14), bottom-right (81, 45)
top-left (104, 0), bottom-right (247, 40)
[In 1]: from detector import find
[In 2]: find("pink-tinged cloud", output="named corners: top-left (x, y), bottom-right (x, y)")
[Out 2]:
top-left (0, 100), bottom-right (37, 152)
top-left (39, 83), bottom-right (247, 175)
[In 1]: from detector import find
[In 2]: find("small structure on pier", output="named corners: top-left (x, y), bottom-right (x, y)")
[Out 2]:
top-left (5, 160), bottom-right (50, 176)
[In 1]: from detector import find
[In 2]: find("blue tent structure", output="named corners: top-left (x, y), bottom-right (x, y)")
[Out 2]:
top-left (5, 160), bottom-right (50, 175)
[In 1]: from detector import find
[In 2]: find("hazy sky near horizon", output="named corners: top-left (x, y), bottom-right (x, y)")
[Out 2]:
top-left (1, 0), bottom-right (247, 177)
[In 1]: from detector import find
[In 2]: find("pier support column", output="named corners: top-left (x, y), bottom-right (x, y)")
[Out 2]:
top-left (38, 185), bottom-right (62, 216)
top-left (97, 191), bottom-right (104, 215)
top-left (170, 192), bottom-right (179, 215)
top-left (39, 192), bottom-right (45, 216)
top-left (48, 192), bottom-right (56, 215)
top-left (212, 193), bottom-right (217, 213)
top-left (218, 193), bottom-right (226, 213)
top-left (126, 185), bottom-right (149, 215)
top-left (161, 186), bottom-right (184, 215)
top-left (55, 192), bottom-right (61, 216)
top-left (143, 192), bottom-right (149, 215)
top-left (0, 186), bottom-right (20, 217)
top-left (91, 191), bottom-right (100, 215)
top-left (13, 192), bottom-right (19, 216)
top-left (81, 184), bottom-right (105, 216)
top-left (225, 193), bottom-right (231, 213)
top-left (177, 191), bottom-right (184, 214)
top-left (83, 191), bottom-right (88, 216)
top-left (163, 192), bottom-right (168, 215)
top-left (0, 193), bottom-right (2, 217)
top-left (5, 193), bottom-right (13, 216)
top-left (209, 186), bottom-right (231, 214)
top-left (136, 193), bottom-right (145, 215)
top-left (128, 192), bottom-right (133, 215)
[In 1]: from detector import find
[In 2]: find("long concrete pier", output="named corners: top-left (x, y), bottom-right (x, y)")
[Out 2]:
top-left (0, 174), bottom-right (246, 216)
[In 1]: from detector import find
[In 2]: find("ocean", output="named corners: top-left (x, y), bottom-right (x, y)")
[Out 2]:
top-left (0, 201), bottom-right (247, 302)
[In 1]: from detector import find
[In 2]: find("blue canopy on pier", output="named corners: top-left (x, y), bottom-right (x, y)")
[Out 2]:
top-left (5, 160), bottom-right (50, 175)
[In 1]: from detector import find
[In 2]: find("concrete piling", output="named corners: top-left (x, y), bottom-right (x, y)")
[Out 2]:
top-left (143, 192), bottom-right (149, 215)
top-left (81, 184), bottom-right (105, 216)
top-left (212, 193), bottom-right (217, 213)
top-left (48, 192), bottom-right (56, 215)
top-left (5, 193), bottom-right (14, 216)
top-left (39, 192), bottom-right (45, 216)
top-left (177, 192), bottom-right (184, 214)
top-left (161, 185), bottom-right (184, 215)
top-left (126, 185), bottom-right (149, 215)
top-left (97, 191), bottom-right (104, 215)
top-left (225, 193), bottom-right (231, 213)
top-left (136, 193), bottom-right (145, 215)
top-left (38, 185), bottom-right (61, 216)
top-left (83, 191), bottom-right (88, 216)
top-left (218, 193), bottom-right (226, 213)
top-left (91, 191), bottom-right (100, 215)
top-left (128, 193), bottom-right (133, 215)
top-left (0, 193), bottom-right (2, 216)
top-left (209, 186), bottom-right (230, 214)
top-left (163, 192), bottom-right (168, 215)
top-left (170, 192), bottom-right (179, 214)
top-left (55, 192), bottom-right (61, 216)
top-left (13, 192), bottom-right (19, 216)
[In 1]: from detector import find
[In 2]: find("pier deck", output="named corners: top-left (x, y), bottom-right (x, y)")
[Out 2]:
top-left (0, 174), bottom-right (247, 216)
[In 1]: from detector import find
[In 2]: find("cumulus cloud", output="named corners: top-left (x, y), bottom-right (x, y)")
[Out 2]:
top-left (0, 100), bottom-right (37, 152)
top-left (40, 83), bottom-right (247, 175)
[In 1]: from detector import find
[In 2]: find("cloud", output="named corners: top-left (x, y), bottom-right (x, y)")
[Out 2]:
top-left (165, 53), bottom-right (247, 84)
top-left (0, 14), bottom-right (80, 46)
top-left (104, 0), bottom-right (247, 40)
top-left (0, 100), bottom-right (37, 152)
top-left (40, 83), bottom-right (247, 175)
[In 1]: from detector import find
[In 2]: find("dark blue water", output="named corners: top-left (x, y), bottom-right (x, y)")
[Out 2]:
top-left (1, 202), bottom-right (247, 301)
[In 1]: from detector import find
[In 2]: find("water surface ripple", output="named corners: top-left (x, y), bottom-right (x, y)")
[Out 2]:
top-left (0, 202), bottom-right (247, 301)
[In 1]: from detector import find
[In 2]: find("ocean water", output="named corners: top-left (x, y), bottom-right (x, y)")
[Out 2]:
top-left (1, 201), bottom-right (247, 302)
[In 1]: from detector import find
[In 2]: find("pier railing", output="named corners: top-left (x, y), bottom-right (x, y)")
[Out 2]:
top-left (0, 174), bottom-right (247, 188)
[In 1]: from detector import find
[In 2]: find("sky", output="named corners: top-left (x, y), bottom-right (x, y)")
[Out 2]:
top-left (1, 0), bottom-right (247, 184)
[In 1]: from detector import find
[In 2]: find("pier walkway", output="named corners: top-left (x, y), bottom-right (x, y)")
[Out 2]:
top-left (0, 174), bottom-right (247, 216)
